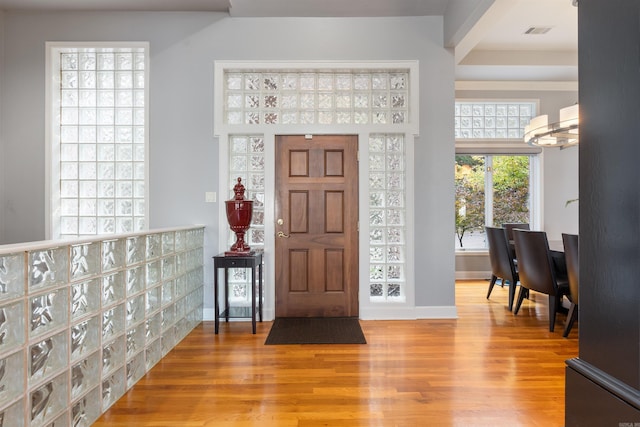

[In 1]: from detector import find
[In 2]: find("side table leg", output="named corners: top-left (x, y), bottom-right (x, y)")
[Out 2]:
top-left (224, 267), bottom-right (229, 323)
top-left (251, 265), bottom-right (256, 334)
top-left (258, 262), bottom-right (263, 322)
top-left (214, 265), bottom-right (219, 334)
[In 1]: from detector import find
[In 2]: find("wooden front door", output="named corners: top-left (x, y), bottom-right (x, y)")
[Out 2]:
top-left (275, 135), bottom-right (359, 318)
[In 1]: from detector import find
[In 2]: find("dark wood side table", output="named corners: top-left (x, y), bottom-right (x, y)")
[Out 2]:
top-left (213, 250), bottom-right (263, 334)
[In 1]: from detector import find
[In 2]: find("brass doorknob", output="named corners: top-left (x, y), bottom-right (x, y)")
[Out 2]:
top-left (277, 231), bottom-right (290, 238)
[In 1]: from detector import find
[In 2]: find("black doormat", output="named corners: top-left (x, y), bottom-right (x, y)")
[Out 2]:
top-left (265, 317), bottom-right (366, 345)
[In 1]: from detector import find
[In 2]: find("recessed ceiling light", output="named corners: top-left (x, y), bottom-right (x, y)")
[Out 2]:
top-left (524, 27), bottom-right (553, 35)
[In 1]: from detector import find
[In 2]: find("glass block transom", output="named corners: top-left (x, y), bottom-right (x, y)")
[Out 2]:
top-left (369, 134), bottom-right (406, 302)
top-left (224, 71), bottom-right (410, 125)
top-left (227, 135), bottom-right (265, 304)
top-left (56, 47), bottom-right (147, 237)
top-left (455, 101), bottom-right (536, 139)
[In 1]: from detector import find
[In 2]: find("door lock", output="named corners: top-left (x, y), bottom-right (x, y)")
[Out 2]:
top-left (277, 218), bottom-right (284, 225)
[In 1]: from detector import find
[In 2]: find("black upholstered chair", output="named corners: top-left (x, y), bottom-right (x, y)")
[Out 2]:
top-left (485, 226), bottom-right (519, 311)
top-left (512, 229), bottom-right (570, 332)
top-left (502, 223), bottom-right (530, 242)
top-left (562, 233), bottom-right (579, 337)
top-left (502, 223), bottom-right (530, 261)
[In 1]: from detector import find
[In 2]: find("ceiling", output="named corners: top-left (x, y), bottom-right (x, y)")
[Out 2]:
top-left (0, 0), bottom-right (578, 88)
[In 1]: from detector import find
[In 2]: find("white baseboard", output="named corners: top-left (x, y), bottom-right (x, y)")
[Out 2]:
top-left (455, 270), bottom-right (491, 280)
top-left (359, 305), bottom-right (458, 320)
top-left (203, 307), bottom-right (275, 322)
top-left (205, 306), bottom-right (458, 321)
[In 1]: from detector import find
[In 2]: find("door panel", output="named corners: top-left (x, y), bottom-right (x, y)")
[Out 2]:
top-left (275, 135), bottom-right (359, 318)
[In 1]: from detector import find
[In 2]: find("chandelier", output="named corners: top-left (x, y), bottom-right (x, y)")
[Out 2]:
top-left (523, 104), bottom-right (579, 148)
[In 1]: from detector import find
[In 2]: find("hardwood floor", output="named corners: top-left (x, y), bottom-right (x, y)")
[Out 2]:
top-left (94, 280), bottom-right (578, 426)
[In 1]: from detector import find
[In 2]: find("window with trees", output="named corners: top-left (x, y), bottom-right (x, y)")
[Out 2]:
top-left (454, 101), bottom-right (537, 250)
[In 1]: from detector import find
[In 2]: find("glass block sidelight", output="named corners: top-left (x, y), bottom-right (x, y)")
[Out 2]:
top-left (0, 226), bottom-right (203, 427)
top-left (368, 134), bottom-right (406, 302)
top-left (227, 134), bottom-right (265, 305)
top-left (224, 71), bottom-right (409, 126)
top-left (455, 101), bottom-right (536, 139)
top-left (53, 46), bottom-right (148, 240)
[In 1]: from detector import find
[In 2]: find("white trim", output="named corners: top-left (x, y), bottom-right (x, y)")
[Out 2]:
top-left (45, 42), bottom-right (150, 240)
top-left (214, 60), bottom-right (420, 137)
top-left (214, 60), bottom-right (421, 320)
top-left (205, 303), bottom-right (460, 321)
top-left (360, 305), bottom-right (459, 320)
top-left (415, 306), bottom-right (458, 319)
top-left (455, 271), bottom-right (491, 280)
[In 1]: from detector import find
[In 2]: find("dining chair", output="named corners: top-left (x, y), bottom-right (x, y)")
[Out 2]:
top-left (512, 229), bottom-right (570, 332)
top-left (485, 226), bottom-right (519, 311)
top-left (562, 233), bottom-right (579, 337)
top-left (502, 223), bottom-right (530, 242)
top-left (502, 223), bottom-right (530, 261)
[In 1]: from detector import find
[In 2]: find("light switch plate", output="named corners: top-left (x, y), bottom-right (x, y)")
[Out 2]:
top-left (205, 192), bottom-right (216, 203)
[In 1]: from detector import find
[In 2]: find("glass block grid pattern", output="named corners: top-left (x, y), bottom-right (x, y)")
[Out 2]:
top-left (56, 47), bottom-right (147, 237)
top-left (224, 71), bottom-right (410, 125)
top-left (0, 226), bottom-right (204, 426)
top-left (369, 134), bottom-right (406, 302)
top-left (227, 135), bottom-right (265, 303)
top-left (455, 101), bottom-right (536, 139)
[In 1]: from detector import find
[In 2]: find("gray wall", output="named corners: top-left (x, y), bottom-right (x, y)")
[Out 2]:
top-left (0, 12), bottom-right (5, 244)
top-left (0, 12), bottom-right (455, 311)
top-left (455, 89), bottom-right (579, 277)
top-left (566, 0), bottom-right (640, 422)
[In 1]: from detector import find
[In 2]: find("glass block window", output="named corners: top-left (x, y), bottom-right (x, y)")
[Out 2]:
top-left (50, 45), bottom-right (148, 238)
top-left (369, 134), bottom-right (406, 302)
top-left (224, 71), bottom-right (409, 125)
top-left (455, 101), bottom-right (536, 139)
top-left (227, 135), bottom-right (265, 303)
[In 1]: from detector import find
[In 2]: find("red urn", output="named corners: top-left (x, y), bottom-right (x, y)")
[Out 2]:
top-left (225, 177), bottom-right (253, 256)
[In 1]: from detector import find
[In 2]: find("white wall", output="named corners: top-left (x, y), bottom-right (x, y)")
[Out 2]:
top-left (0, 12), bottom-right (456, 311)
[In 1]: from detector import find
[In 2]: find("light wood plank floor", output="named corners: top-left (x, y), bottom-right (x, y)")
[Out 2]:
top-left (94, 280), bottom-right (578, 426)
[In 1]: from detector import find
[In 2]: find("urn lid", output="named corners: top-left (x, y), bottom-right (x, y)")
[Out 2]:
top-left (231, 177), bottom-right (247, 200)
